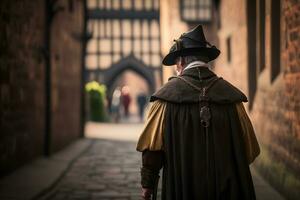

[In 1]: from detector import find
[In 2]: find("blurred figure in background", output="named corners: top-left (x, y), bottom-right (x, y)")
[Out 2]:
top-left (137, 92), bottom-right (148, 122)
top-left (121, 86), bottom-right (131, 118)
top-left (111, 87), bottom-right (121, 123)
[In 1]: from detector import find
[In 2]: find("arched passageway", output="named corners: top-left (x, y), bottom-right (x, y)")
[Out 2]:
top-left (104, 55), bottom-right (156, 98)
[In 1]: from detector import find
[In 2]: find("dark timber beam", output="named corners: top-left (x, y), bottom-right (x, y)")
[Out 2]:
top-left (88, 9), bottom-right (159, 20)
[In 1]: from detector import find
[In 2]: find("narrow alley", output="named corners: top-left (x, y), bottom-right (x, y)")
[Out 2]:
top-left (1, 0), bottom-right (299, 200)
top-left (19, 122), bottom-right (281, 200)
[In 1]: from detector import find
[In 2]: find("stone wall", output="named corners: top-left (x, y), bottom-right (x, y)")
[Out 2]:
top-left (214, 0), bottom-right (300, 199)
top-left (160, 0), bottom-right (219, 82)
top-left (214, 0), bottom-right (248, 94)
top-left (0, 0), bottom-right (46, 176)
top-left (50, 0), bottom-right (84, 153)
top-left (0, 0), bottom-right (85, 176)
top-left (160, 0), bottom-right (188, 81)
top-left (251, 1), bottom-right (300, 199)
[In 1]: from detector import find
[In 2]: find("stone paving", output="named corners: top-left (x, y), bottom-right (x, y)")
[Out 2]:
top-left (37, 122), bottom-right (284, 200)
top-left (39, 139), bottom-right (158, 200)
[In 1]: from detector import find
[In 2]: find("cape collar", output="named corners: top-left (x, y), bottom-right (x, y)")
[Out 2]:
top-left (151, 65), bottom-right (248, 103)
top-left (183, 61), bottom-right (210, 71)
top-left (181, 66), bottom-right (217, 80)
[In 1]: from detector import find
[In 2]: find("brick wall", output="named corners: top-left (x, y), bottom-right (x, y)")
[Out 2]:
top-left (160, 0), bottom-right (219, 82)
top-left (214, 0), bottom-right (300, 199)
top-left (0, 0), bottom-right (85, 176)
top-left (50, 0), bottom-right (84, 153)
top-left (251, 1), bottom-right (300, 199)
top-left (214, 0), bottom-right (248, 94)
top-left (0, 0), bottom-right (45, 176)
top-left (160, 0), bottom-right (188, 81)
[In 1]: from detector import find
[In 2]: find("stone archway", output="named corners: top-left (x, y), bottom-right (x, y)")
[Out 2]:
top-left (103, 55), bottom-right (156, 100)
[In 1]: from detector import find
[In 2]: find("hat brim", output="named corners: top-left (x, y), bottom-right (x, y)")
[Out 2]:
top-left (162, 47), bottom-right (221, 66)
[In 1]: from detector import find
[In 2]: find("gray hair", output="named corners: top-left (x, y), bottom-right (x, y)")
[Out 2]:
top-left (176, 55), bottom-right (210, 67)
top-left (176, 56), bottom-right (209, 66)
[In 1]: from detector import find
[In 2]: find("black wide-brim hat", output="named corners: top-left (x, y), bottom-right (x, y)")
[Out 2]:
top-left (162, 25), bottom-right (220, 66)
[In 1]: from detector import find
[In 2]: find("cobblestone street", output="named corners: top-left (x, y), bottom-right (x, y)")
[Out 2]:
top-left (1, 1), bottom-right (299, 200)
top-left (38, 122), bottom-right (159, 200)
top-left (40, 139), bottom-right (145, 200)
top-left (37, 122), bottom-right (283, 200)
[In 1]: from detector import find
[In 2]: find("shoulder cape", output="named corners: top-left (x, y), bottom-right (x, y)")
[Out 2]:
top-left (150, 68), bottom-right (247, 104)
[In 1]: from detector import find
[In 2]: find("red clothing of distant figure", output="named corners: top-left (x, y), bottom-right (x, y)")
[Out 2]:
top-left (122, 93), bottom-right (131, 117)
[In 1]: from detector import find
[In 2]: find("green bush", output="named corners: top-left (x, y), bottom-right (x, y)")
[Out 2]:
top-left (85, 81), bottom-right (109, 122)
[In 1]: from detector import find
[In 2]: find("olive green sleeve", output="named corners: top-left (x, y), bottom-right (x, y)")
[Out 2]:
top-left (136, 100), bottom-right (167, 152)
top-left (236, 102), bottom-right (260, 164)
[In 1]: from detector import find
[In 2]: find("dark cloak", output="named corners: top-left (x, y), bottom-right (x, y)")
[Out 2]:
top-left (150, 67), bottom-right (256, 200)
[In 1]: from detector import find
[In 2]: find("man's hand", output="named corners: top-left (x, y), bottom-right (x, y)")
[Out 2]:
top-left (141, 187), bottom-right (153, 200)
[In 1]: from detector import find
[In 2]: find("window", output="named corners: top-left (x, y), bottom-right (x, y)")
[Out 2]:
top-left (257, 0), bottom-right (266, 72)
top-left (68, 0), bottom-right (74, 12)
top-left (86, 0), bottom-right (161, 69)
top-left (247, 0), bottom-right (257, 110)
top-left (226, 36), bottom-right (231, 63)
top-left (180, 0), bottom-right (212, 23)
top-left (270, 0), bottom-right (281, 82)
